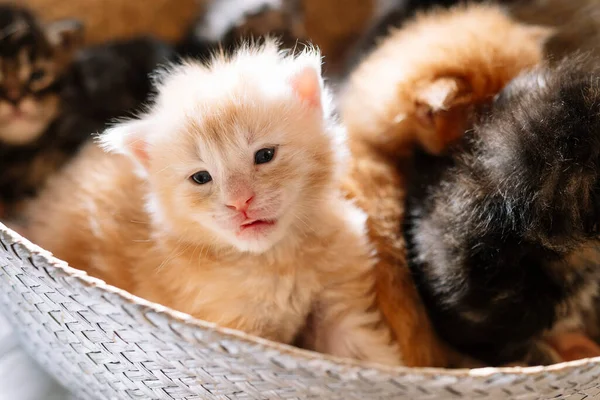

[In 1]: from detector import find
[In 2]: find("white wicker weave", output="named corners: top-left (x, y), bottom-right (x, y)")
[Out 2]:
top-left (1, 222), bottom-right (600, 400)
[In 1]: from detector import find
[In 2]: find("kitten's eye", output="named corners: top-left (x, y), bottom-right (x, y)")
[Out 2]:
top-left (190, 171), bottom-right (212, 185)
top-left (254, 147), bottom-right (275, 165)
top-left (29, 69), bottom-right (46, 82)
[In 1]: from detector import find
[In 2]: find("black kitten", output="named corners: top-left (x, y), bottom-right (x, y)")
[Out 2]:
top-left (404, 56), bottom-right (600, 366)
top-left (0, 6), bottom-right (174, 217)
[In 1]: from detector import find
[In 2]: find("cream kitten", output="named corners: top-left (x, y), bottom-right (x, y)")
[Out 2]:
top-left (25, 41), bottom-right (401, 365)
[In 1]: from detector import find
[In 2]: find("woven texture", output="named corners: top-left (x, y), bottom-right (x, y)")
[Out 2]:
top-left (1, 223), bottom-right (600, 399)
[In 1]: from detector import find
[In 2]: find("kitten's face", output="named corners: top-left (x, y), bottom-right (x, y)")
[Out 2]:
top-left (0, 7), bottom-right (81, 145)
top-left (149, 96), bottom-right (335, 253)
top-left (101, 47), bottom-right (340, 253)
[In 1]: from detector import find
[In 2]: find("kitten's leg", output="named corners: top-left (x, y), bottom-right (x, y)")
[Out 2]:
top-left (308, 270), bottom-right (403, 366)
top-left (343, 156), bottom-right (452, 367)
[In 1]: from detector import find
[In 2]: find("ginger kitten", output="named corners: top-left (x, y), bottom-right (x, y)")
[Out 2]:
top-left (25, 41), bottom-right (401, 366)
top-left (339, 3), bottom-right (550, 368)
top-left (341, 3), bottom-right (551, 157)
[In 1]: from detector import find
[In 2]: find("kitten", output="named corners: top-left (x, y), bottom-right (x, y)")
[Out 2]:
top-left (20, 0), bottom-right (203, 45)
top-left (404, 56), bottom-right (600, 366)
top-left (25, 41), bottom-right (402, 366)
top-left (0, 7), bottom-right (174, 218)
top-left (338, 3), bottom-right (550, 368)
top-left (340, 3), bottom-right (551, 158)
top-left (0, 5), bottom-right (82, 215)
top-left (0, 5), bottom-right (81, 146)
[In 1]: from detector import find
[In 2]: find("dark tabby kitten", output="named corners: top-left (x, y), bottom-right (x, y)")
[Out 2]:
top-left (404, 56), bottom-right (600, 366)
top-left (0, 5), bottom-right (175, 218)
top-left (0, 5), bottom-right (82, 216)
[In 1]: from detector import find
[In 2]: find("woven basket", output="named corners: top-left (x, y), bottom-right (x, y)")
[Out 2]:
top-left (1, 223), bottom-right (600, 400)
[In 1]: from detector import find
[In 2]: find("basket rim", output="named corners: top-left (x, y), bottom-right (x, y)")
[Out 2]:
top-left (3, 221), bottom-right (600, 379)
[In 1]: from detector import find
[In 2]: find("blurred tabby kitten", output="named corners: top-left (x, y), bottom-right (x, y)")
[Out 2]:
top-left (0, 5), bottom-right (82, 216)
top-left (0, 5), bottom-right (175, 217)
top-left (404, 56), bottom-right (600, 366)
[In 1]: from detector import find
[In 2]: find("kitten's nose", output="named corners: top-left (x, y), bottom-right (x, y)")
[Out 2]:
top-left (226, 194), bottom-right (254, 212)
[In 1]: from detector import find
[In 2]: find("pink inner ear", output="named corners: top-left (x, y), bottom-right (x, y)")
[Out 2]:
top-left (291, 66), bottom-right (321, 108)
top-left (125, 135), bottom-right (150, 169)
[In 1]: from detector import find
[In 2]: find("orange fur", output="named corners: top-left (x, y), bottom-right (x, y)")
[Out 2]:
top-left (300, 0), bottom-right (375, 71)
top-left (25, 42), bottom-right (402, 366)
top-left (339, 4), bottom-right (550, 368)
top-left (341, 3), bottom-right (551, 157)
top-left (546, 332), bottom-right (600, 362)
top-left (15, 0), bottom-right (203, 45)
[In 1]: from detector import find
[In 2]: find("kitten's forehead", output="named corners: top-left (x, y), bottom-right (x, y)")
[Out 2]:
top-left (153, 42), bottom-right (321, 116)
top-left (0, 9), bottom-right (49, 59)
top-left (146, 42), bottom-right (325, 162)
top-left (153, 62), bottom-right (302, 148)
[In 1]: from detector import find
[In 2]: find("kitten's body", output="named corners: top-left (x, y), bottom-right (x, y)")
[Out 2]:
top-left (341, 3), bottom-right (549, 157)
top-left (26, 43), bottom-right (401, 365)
top-left (404, 57), bottom-right (600, 366)
top-left (344, 0), bottom-right (487, 73)
top-left (0, 6), bottom-right (174, 217)
top-left (338, 4), bottom-right (549, 367)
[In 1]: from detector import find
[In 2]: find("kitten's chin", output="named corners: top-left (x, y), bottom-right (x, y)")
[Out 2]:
top-left (227, 219), bottom-right (286, 254)
top-left (0, 118), bottom-right (49, 145)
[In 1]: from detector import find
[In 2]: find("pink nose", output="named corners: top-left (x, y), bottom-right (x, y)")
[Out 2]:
top-left (226, 194), bottom-right (254, 212)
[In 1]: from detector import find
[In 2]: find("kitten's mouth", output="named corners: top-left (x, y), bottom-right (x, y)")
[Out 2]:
top-left (239, 219), bottom-right (276, 232)
top-left (2, 110), bottom-right (32, 122)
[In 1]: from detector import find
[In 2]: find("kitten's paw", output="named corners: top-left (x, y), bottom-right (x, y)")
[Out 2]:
top-left (412, 76), bottom-right (473, 154)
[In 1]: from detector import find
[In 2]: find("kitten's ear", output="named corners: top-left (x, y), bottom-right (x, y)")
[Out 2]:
top-left (290, 65), bottom-right (322, 108)
top-left (46, 19), bottom-right (84, 53)
top-left (414, 77), bottom-right (471, 127)
top-left (98, 119), bottom-right (151, 172)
